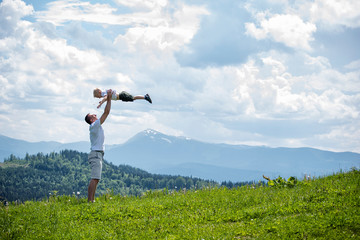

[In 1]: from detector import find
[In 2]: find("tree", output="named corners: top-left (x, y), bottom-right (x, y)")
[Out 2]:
top-left (186, 178), bottom-right (194, 189)
top-left (175, 177), bottom-right (186, 189)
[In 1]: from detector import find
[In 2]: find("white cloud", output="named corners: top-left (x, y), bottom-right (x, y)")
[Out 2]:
top-left (114, 4), bottom-right (209, 52)
top-left (2, 26), bottom-right (108, 98)
top-left (252, 0), bottom-right (360, 29)
top-left (1, 108), bottom-right (90, 143)
top-left (0, 0), bottom-right (33, 37)
top-left (35, 0), bottom-right (208, 37)
top-left (308, 0), bottom-right (360, 28)
top-left (245, 13), bottom-right (316, 51)
top-left (0, 0), bottom-right (208, 143)
top-left (114, 0), bottom-right (167, 10)
top-left (314, 120), bottom-right (360, 153)
top-left (0, 0), bottom-right (117, 135)
top-left (0, 0), bottom-right (359, 154)
top-left (345, 60), bottom-right (360, 70)
top-left (303, 54), bottom-right (331, 71)
top-left (36, 1), bottom-right (121, 26)
top-left (35, 0), bottom-right (209, 53)
top-left (307, 68), bottom-right (360, 93)
top-left (227, 53), bottom-right (360, 124)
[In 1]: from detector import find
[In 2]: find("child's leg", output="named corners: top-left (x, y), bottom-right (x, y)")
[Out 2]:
top-left (119, 91), bottom-right (152, 103)
top-left (133, 95), bottom-right (145, 100)
top-left (134, 94), bottom-right (152, 104)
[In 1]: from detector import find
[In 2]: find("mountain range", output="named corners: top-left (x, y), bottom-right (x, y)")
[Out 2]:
top-left (1, 129), bottom-right (359, 182)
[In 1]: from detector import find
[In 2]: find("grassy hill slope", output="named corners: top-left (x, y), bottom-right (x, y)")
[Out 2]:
top-left (1, 169), bottom-right (359, 239)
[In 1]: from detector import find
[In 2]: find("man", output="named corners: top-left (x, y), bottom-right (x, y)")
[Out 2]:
top-left (84, 89), bottom-right (112, 202)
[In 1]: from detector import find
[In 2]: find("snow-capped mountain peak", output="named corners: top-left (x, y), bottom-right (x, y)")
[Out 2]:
top-left (143, 129), bottom-right (161, 136)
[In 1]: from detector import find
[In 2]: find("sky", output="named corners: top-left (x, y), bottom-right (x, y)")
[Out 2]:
top-left (0, 0), bottom-right (359, 153)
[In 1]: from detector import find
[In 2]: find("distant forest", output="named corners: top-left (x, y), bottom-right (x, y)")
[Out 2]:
top-left (0, 150), bottom-right (256, 202)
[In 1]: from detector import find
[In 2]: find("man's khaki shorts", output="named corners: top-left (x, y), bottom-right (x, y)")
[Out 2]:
top-left (88, 151), bottom-right (103, 180)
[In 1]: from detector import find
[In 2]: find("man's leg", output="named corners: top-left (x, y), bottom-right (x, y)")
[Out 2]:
top-left (88, 151), bottom-right (103, 202)
top-left (88, 179), bottom-right (99, 202)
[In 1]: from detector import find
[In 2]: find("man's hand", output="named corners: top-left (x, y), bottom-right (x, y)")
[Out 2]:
top-left (107, 89), bottom-right (112, 100)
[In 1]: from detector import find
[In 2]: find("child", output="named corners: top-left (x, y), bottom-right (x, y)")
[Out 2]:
top-left (94, 88), bottom-right (152, 108)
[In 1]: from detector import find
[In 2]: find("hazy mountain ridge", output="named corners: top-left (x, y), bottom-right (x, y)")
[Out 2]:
top-left (0, 134), bottom-right (90, 161)
top-left (106, 130), bottom-right (359, 181)
top-left (1, 129), bottom-right (359, 182)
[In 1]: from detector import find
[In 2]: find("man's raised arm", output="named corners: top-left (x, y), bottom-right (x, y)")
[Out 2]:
top-left (100, 89), bottom-right (112, 124)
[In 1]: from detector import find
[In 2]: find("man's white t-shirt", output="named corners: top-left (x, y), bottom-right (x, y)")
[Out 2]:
top-left (89, 119), bottom-right (105, 151)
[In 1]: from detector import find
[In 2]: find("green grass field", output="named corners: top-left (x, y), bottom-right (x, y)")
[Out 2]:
top-left (1, 169), bottom-right (359, 239)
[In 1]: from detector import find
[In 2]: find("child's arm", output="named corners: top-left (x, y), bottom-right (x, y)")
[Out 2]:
top-left (97, 96), bottom-right (107, 109)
